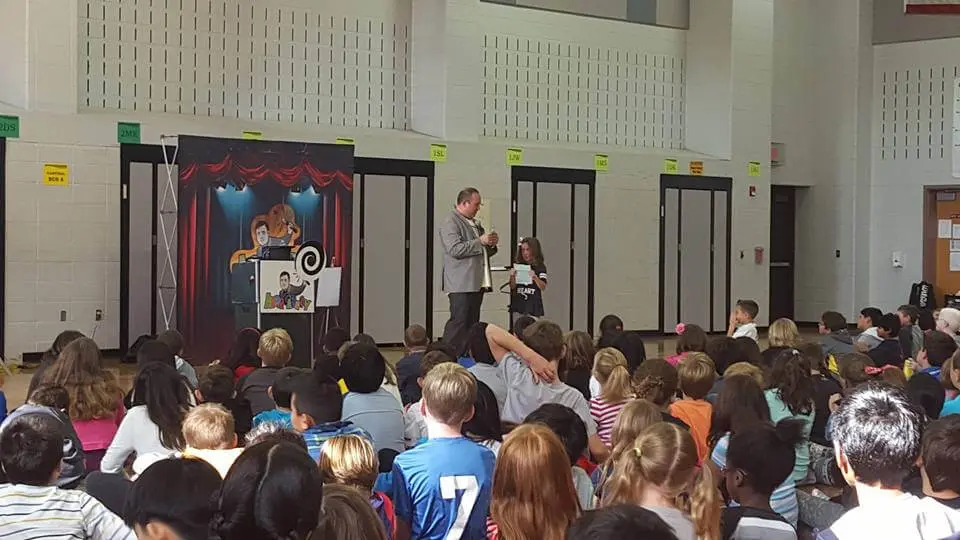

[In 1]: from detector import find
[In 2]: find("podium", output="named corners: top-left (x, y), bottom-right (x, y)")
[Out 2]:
top-left (230, 260), bottom-right (341, 369)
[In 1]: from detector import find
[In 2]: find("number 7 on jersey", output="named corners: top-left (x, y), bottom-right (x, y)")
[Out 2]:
top-left (440, 475), bottom-right (479, 540)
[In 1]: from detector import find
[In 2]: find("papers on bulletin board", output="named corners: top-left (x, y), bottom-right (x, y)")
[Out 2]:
top-left (952, 240), bottom-right (960, 252)
top-left (951, 253), bottom-right (960, 272)
top-left (514, 264), bottom-right (533, 285)
top-left (941, 220), bottom-right (954, 239)
top-left (953, 223), bottom-right (960, 239)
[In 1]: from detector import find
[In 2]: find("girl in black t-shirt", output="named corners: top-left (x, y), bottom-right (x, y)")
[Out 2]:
top-left (509, 237), bottom-right (548, 317)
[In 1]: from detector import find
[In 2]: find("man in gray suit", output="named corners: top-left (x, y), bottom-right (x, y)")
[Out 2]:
top-left (439, 187), bottom-right (499, 351)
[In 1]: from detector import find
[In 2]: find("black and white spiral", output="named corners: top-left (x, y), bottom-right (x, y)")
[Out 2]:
top-left (295, 241), bottom-right (326, 280)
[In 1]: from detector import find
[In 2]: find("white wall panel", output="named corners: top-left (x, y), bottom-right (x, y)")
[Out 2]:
top-left (871, 38), bottom-right (960, 309)
top-left (477, 2), bottom-right (685, 149)
top-left (79, 0), bottom-right (411, 130)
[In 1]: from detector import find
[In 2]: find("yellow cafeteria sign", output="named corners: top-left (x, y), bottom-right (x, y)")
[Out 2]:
top-left (43, 164), bottom-right (69, 186)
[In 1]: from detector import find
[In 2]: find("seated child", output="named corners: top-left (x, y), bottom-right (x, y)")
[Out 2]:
top-left (123, 457), bottom-right (221, 539)
top-left (315, 484), bottom-right (390, 540)
top-left (125, 339), bottom-right (179, 409)
top-left (856, 307), bottom-right (884, 352)
top-left (524, 403), bottom-right (596, 510)
top-left (917, 415), bottom-right (960, 509)
top-left (512, 315), bottom-right (537, 338)
top-left (403, 350), bottom-right (453, 448)
top-left (567, 505), bottom-right (679, 540)
top-left (589, 348), bottom-right (634, 447)
top-left (462, 322), bottom-right (509, 409)
top-left (340, 343), bottom-right (405, 453)
top-left (939, 308), bottom-right (960, 347)
top-left (319, 434), bottom-right (397, 538)
top-left (238, 328), bottom-right (294, 416)
top-left (196, 364), bottom-right (252, 438)
top-left (603, 422), bottom-right (720, 540)
top-left (912, 330), bottom-right (957, 379)
top-left (313, 327), bottom-right (350, 390)
top-left (819, 383), bottom-right (960, 540)
top-left (898, 304), bottom-right (924, 360)
top-left (593, 400), bottom-right (664, 498)
top-left (181, 403), bottom-right (244, 478)
top-left (906, 372), bottom-right (945, 421)
top-left (392, 363), bottom-right (496, 539)
top-left (941, 357), bottom-right (960, 416)
top-left (727, 300), bottom-right (759, 342)
top-left (667, 323), bottom-right (708, 366)
top-left (819, 311), bottom-right (855, 359)
top-left (867, 313), bottom-right (905, 368)
top-left (722, 420), bottom-right (802, 540)
top-left (632, 358), bottom-right (689, 429)
top-left (253, 366), bottom-right (304, 429)
top-left (156, 329), bottom-right (199, 388)
top-left (0, 385), bottom-right (85, 488)
top-left (290, 375), bottom-right (371, 462)
top-left (396, 324), bottom-right (430, 406)
top-left (669, 353), bottom-right (716, 461)
top-left (500, 319), bottom-right (608, 461)
top-left (0, 414), bottom-right (134, 538)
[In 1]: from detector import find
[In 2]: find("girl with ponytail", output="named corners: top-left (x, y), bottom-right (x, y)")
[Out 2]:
top-left (593, 399), bottom-right (662, 499)
top-left (602, 422), bottom-right (721, 540)
top-left (765, 350), bottom-right (816, 488)
top-left (589, 348), bottom-right (635, 446)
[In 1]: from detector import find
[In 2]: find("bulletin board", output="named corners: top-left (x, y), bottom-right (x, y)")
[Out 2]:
top-left (934, 193), bottom-right (960, 302)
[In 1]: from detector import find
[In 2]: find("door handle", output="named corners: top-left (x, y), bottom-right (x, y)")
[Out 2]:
top-left (770, 262), bottom-right (791, 268)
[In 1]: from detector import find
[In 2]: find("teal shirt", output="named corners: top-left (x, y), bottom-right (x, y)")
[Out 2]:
top-left (942, 396), bottom-right (960, 417)
top-left (765, 389), bottom-right (814, 485)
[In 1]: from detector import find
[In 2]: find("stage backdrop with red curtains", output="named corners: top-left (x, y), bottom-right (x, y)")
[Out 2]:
top-left (177, 135), bottom-right (353, 363)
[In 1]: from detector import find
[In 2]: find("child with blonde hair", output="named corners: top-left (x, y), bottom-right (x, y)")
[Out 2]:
top-left (593, 399), bottom-right (662, 498)
top-left (239, 328), bottom-right (294, 416)
top-left (602, 422), bottom-right (721, 540)
top-left (319, 434), bottom-right (397, 538)
top-left (403, 350), bottom-right (453, 448)
top-left (391, 363), bottom-right (495, 539)
top-left (182, 403), bottom-right (243, 478)
top-left (589, 348), bottom-right (634, 446)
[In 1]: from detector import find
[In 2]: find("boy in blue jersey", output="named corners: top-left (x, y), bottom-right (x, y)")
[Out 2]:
top-left (392, 363), bottom-right (496, 540)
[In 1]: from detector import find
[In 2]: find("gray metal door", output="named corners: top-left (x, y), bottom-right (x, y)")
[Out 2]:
top-left (512, 167), bottom-right (594, 333)
top-left (121, 145), bottom-right (178, 353)
top-left (660, 176), bottom-right (731, 333)
top-left (351, 159), bottom-right (435, 345)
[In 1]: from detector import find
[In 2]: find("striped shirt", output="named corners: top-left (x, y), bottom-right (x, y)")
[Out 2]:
top-left (301, 421), bottom-right (373, 462)
top-left (0, 483), bottom-right (135, 539)
top-left (589, 396), bottom-right (630, 446)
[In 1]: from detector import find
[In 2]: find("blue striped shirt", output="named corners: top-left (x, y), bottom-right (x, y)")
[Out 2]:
top-left (301, 421), bottom-right (372, 462)
top-left (0, 483), bottom-right (135, 539)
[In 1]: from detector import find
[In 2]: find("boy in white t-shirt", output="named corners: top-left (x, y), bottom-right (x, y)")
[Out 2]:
top-left (727, 300), bottom-right (759, 342)
top-left (818, 384), bottom-right (960, 540)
